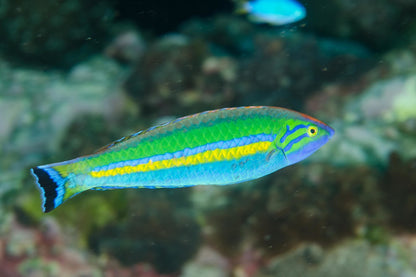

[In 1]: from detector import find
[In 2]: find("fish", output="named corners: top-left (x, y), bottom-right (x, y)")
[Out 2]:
top-left (31, 106), bottom-right (334, 212)
top-left (238, 0), bottom-right (306, 25)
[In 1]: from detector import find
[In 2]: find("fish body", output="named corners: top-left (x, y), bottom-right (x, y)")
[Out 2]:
top-left (241, 0), bottom-right (306, 25)
top-left (31, 106), bottom-right (334, 212)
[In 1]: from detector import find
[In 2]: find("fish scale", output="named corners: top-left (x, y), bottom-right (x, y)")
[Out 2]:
top-left (31, 106), bottom-right (334, 212)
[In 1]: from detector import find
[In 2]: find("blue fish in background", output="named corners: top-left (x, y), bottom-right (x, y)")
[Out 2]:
top-left (238, 0), bottom-right (306, 25)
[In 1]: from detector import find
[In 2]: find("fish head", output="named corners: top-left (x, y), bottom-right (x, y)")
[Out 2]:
top-left (273, 113), bottom-right (334, 165)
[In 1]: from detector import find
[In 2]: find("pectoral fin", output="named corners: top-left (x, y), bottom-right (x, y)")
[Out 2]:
top-left (266, 146), bottom-right (287, 162)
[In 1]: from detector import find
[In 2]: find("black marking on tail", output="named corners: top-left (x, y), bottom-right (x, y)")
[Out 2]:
top-left (32, 167), bottom-right (57, 213)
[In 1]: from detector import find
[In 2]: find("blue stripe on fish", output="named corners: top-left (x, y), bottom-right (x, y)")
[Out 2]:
top-left (280, 124), bottom-right (308, 143)
top-left (92, 133), bottom-right (277, 172)
top-left (284, 133), bottom-right (309, 152)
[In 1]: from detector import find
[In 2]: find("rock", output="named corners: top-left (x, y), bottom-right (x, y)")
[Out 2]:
top-left (258, 237), bottom-right (416, 277)
top-left (0, 0), bottom-right (114, 67)
top-left (0, 55), bottom-right (128, 204)
top-left (304, 0), bottom-right (416, 51)
top-left (105, 29), bottom-right (146, 64)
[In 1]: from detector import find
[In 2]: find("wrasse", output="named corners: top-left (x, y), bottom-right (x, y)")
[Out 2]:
top-left (31, 106), bottom-right (334, 212)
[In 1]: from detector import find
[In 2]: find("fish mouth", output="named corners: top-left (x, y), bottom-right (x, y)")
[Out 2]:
top-left (327, 125), bottom-right (335, 138)
top-left (318, 122), bottom-right (335, 138)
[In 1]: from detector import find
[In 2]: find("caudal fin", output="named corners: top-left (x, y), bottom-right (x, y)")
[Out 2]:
top-left (30, 166), bottom-right (68, 212)
top-left (30, 160), bottom-right (89, 213)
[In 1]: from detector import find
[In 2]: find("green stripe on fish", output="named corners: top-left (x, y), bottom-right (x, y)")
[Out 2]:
top-left (30, 106), bottom-right (334, 212)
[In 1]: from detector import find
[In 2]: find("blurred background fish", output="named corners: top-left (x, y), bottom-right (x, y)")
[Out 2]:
top-left (236, 0), bottom-right (306, 25)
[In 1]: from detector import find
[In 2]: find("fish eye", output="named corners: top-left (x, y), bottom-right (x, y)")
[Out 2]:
top-left (307, 126), bottom-right (318, 137)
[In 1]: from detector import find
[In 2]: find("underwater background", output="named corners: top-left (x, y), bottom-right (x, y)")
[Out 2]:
top-left (1, 0), bottom-right (416, 276)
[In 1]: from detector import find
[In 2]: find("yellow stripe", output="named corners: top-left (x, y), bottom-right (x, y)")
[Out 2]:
top-left (91, 141), bottom-right (272, 178)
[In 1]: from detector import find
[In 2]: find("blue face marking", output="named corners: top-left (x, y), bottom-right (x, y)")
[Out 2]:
top-left (283, 133), bottom-right (309, 152)
top-left (280, 124), bottom-right (308, 143)
top-left (284, 123), bottom-right (335, 165)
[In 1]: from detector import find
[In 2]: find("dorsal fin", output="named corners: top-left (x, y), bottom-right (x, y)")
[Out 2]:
top-left (94, 130), bottom-right (144, 153)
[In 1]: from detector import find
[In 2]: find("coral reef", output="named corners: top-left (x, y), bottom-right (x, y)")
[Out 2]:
top-left (187, 154), bottom-right (416, 276)
top-left (193, 163), bottom-right (385, 258)
top-left (0, 213), bottom-right (101, 277)
top-left (105, 29), bottom-right (147, 64)
top-left (180, 15), bottom-right (257, 56)
top-left (256, 237), bottom-right (416, 277)
top-left (0, 210), bottom-right (185, 276)
top-left (0, 55), bottom-right (129, 211)
top-left (181, 246), bottom-right (231, 277)
top-left (382, 153), bottom-right (416, 231)
top-left (88, 189), bottom-right (201, 274)
top-left (125, 15), bottom-right (374, 117)
top-left (303, 0), bottom-right (416, 50)
top-left (0, 0), bottom-right (114, 67)
top-left (1, 1), bottom-right (416, 275)
top-left (1, 0), bottom-right (415, 68)
top-left (124, 34), bottom-right (238, 116)
top-left (306, 45), bottom-right (416, 167)
top-left (234, 32), bottom-right (373, 109)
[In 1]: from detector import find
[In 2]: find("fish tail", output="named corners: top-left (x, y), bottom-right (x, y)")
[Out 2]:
top-left (30, 162), bottom-right (86, 213)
